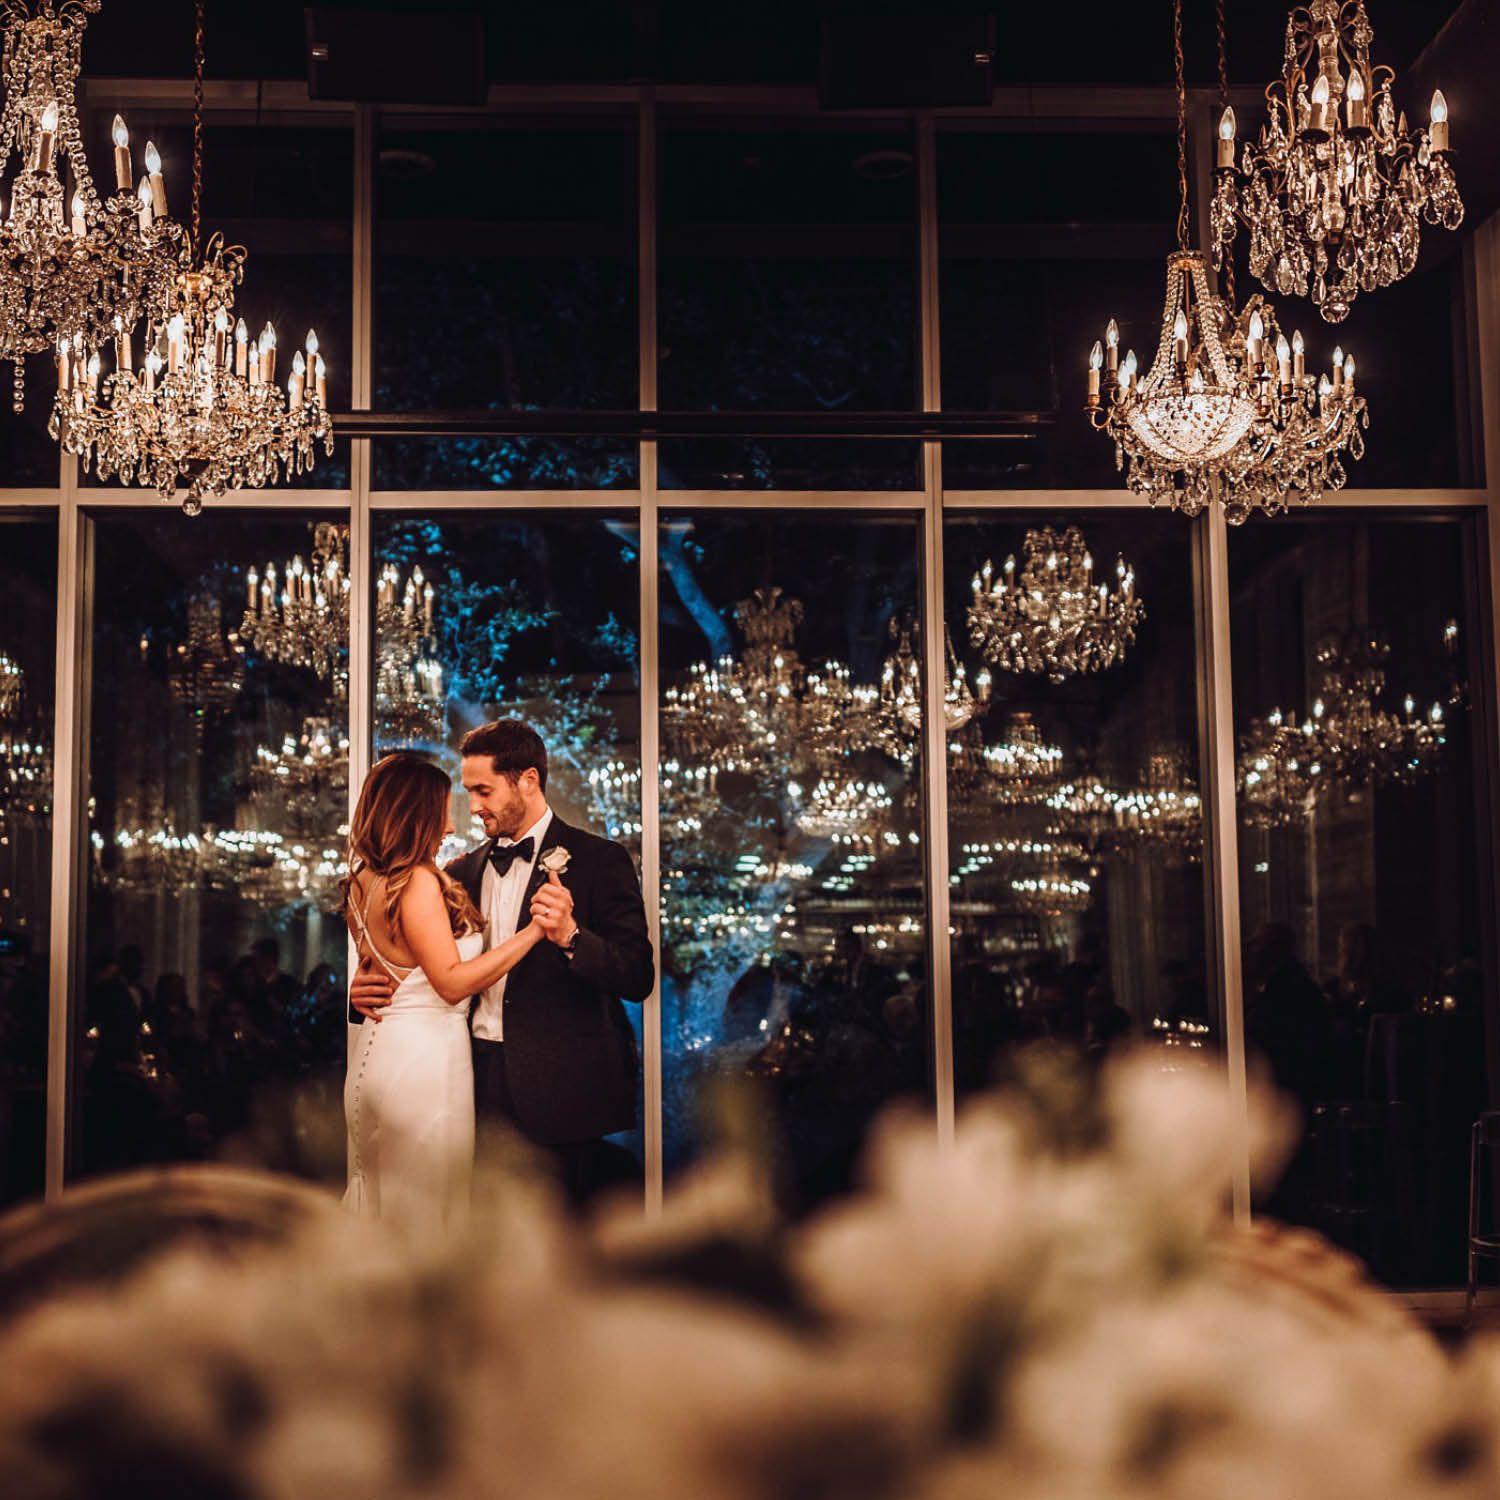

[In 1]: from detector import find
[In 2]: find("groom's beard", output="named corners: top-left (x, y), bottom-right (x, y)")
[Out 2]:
top-left (479, 792), bottom-right (528, 840)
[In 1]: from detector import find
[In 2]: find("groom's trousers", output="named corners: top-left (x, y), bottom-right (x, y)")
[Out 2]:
top-left (471, 1037), bottom-right (641, 1212)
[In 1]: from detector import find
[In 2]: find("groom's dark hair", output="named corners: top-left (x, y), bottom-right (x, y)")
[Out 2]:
top-left (459, 718), bottom-right (548, 792)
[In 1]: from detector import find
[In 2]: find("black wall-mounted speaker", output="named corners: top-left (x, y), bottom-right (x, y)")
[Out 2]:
top-left (818, 15), bottom-right (995, 110)
top-left (305, 7), bottom-right (487, 104)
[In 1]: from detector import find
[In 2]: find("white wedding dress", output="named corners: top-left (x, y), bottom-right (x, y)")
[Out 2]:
top-left (343, 892), bottom-right (480, 1228)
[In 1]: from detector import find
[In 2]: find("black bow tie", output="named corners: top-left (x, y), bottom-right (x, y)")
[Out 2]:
top-left (487, 837), bottom-right (535, 876)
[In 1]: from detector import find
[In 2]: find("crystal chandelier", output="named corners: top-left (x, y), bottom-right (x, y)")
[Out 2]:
top-left (662, 587), bottom-right (877, 776)
top-left (0, 0), bottom-right (181, 410)
top-left (1236, 707), bottom-right (1320, 829)
top-left (788, 774), bottom-right (893, 845)
top-left (968, 526), bottom-right (1141, 683)
top-left (981, 711), bottom-right (1066, 807)
top-left (873, 619), bottom-right (989, 763)
top-left (1010, 863), bottom-right (1092, 918)
top-left (239, 522), bottom-right (350, 683)
top-left (1043, 777), bottom-right (1123, 848)
top-left (1110, 749), bottom-right (1203, 863)
top-left (1083, 0), bottom-right (1368, 520)
top-left (164, 593), bottom-right (245, 724)
top-left (52, 0), bottom-right (331, 512)
top-left (1299, 630), bottom-right (1445, 790)
top-left (0, 649), bottom-right (20, 718)
top-left (0, 723), bottom-right (49, 829)
top-left (1212, 0), bottom-right (1462, 324)
top-left (249, 715), bottom-right (348, 836)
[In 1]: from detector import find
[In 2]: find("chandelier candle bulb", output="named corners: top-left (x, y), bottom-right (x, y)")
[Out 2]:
top-left (33, 100), bottom-right (57, 174)
top-left (166, 313), bottom-right (185, 373)
top-left (259, 324), bottom-right (275, 383)
top-left (1331, 345), bottom-right (1344, 390)
top-left (1308, 72), bottom-right (1333, 136)
top-left (288, 350), bottom-right (304, 407)
top-left (143, 346), bottom-right (160, 394)
top-left (114, 315), bottom-right (130, 374)
top-left (111, 114), bottom-right (131, 192)
top-left (1430, 90), bottom-right (1450, 153)
top-left (1217, 106), bottom-right (1236, 168)
top-left (212, 306), bottom-right (228, 367)
top-left (1275, 333), bottom-right (1292, 389)
top-left (55, 337), bottom-right (68, 394)
top-left (1172, 308), bottom-right (1189, 367)
top-left (1247, 310), bottom-right (1265, 368)
top-left (314, 352), bottom-right (326, 406)
top-left (1343, 353), bottom-right (1355, 388)
top-left (1087, 340), bottom-right (1102, 404)
top-left (84, 349), bottom-right (99, 400)
top-left (233, 317), bottom-right (248, 376)
top-left (143, 141), bottom-right (166, 217)
top-left (1120, 348), bottom-right (1136, 390)
top-left (1292, 330), bottom-right (1305, 383)
top-left (246, 568), bottom-right (257, 610)
top-left (68, 190), bottom-right (85, 238)
top-left (1105, 318), bottom-right (1119, 373)
top-left (1346, 69), bottom-right (1368, 131)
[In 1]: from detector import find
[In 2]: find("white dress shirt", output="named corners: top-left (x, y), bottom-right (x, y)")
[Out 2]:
top-left (470, 807), bottom-right (552, 1042)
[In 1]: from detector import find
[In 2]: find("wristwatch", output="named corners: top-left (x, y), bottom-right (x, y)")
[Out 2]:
top-left (561, 924), bottom-right (580, 958)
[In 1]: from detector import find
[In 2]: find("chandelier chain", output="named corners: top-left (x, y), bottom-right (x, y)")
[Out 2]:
top-left (1215, 0), bottom-right (1235, 311)
top-left (1173, 0), bottom-right (1189, 251)
top-left (191, 0), bottom-right (204, 259)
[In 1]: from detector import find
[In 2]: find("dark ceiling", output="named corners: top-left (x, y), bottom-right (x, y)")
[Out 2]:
top-left (82, 1), bottom-right (1466, 91)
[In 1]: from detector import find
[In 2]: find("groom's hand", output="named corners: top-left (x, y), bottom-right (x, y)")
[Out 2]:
top-left (349, 956), bottom-right (396, 1022)
top-left (531, 870), bottom-right (577, 945)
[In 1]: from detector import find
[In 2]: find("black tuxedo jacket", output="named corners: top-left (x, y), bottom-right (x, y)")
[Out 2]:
top-left (445, 814), bottom-right (653, 1146)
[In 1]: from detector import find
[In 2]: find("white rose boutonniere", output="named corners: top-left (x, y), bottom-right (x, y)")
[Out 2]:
top-left (539, 846), bottom-right (571, 878)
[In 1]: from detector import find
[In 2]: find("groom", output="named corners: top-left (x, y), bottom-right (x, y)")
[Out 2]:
top-left (349, 718), bottom-right (654, 1207)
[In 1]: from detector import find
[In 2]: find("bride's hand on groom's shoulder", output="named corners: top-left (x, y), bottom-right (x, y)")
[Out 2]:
top-left (349, 958), bottom-right (396, 1022)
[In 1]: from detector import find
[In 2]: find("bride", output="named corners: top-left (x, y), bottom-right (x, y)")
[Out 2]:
top-left (339, 752), bottom-right (544, 1224)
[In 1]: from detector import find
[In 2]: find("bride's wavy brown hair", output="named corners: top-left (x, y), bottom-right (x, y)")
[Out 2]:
top-left (338, 752), bottom-right (482, 940)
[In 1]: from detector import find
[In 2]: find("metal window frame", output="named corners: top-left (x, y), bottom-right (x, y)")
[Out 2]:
top-left (20, 79), bottom-right (1496, 1226)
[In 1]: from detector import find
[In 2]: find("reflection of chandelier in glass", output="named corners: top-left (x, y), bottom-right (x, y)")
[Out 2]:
top-left (96, 818), bottom-right (202, 895)
top-left (1010, 863), bottom-right (1092, 917)
top-left (1044, 778), bottom-right (1121, 847)
top-left (789, 774), bottom-right (893, 845)
top-left (662, 586), bottom-right (877, 774)
top-left (0, 0), bottom-right (181, 409)
top-left (0, 725), bottom-right (49, 828)
top-left (165, 594), bottom-right (245, 722)
top-left (249, 715), bottom-right (348, 836)
top-left (1236, 707), bottom-right (1319, 829)
top-left (1111, 749), bottom-right (1203, 863)
top-left (240, 522), bottom-right (350, 682)
top-left (1300, 631), bottom-right (1445, 789)
top-left (0, 651), bottom-right (21, 718)
top-left (1212, 0), bottom-right (1462, 325)
top-left (874, 620), bottom-right (989, 763)
top-left (982, 711), bottom-right (1065, 806)
top-left (52, 0), bottom-right (331, 513)
top-left (969, 526), bottom-right (1141, 683)
top-left (205, 827), bottom-right (344, 910)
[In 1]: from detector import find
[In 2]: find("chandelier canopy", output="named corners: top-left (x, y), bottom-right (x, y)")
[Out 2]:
top-left (1212, 0), bottom-right (1462, 324)
top-left (0, 0), bottom-right (181, 411)
top-left (968, 526), bottom-right (1141, 683)
top-left (50, 0), bottom-right (331, 512)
